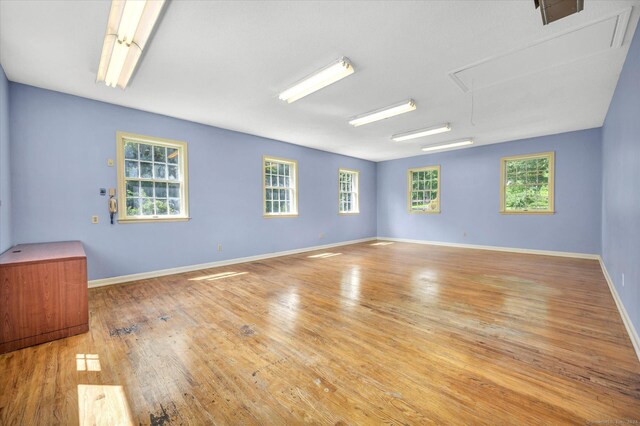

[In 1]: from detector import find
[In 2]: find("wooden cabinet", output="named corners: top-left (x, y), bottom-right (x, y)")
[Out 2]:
top-left (0, 241), bottom-right (88, 354)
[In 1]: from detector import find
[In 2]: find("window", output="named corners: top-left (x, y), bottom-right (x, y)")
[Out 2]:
top-left (408, 165), bottom-right (440, 213)
top-left (116, 132), bottom-right (189, 222)
top-left (263, 156), bottom-right (298, 217)
top-left (500, 151), bottom-right (554, 214)
top-left (338, 169), bottom-right (359, 214)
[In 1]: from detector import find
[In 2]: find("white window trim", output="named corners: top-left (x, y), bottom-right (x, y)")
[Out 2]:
top-left (407, 165), bottom-right (441, 214)
top-left (116, 131), bottom-right (190, 223)
top-left (263, 155), bottom-right (298, 218)
top-left (338, 168), bottom-right (360, 215)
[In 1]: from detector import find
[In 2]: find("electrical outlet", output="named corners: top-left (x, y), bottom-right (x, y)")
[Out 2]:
top-left (91, 215), bottom-right (99, 224)
top-left (622, 273), bottom-right (625, 287)
top-left (217, 244), bottom-right (222, 252)
top-left (319, 232), bottom-right (325, 239)
top-left (463, 231), bottom-right (468, 237)
top-left (107, 159), bottom-right (114, 167)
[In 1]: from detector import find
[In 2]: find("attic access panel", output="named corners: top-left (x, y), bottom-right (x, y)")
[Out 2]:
top-left (449, 8), bottom-right (632, 93)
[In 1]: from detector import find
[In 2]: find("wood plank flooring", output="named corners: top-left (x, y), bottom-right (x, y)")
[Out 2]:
top-left (1, 241), bottom-right (639, 424)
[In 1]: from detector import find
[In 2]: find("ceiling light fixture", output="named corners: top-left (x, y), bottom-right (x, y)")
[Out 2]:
top-left (391, 123), bottom-right (452, 142)
top-left (349, 100), bottom-right (416, 127)
top-left (279, 57), bottom-right (354, 103)
top-left (96, 0), bottom-right (166, 89)
top-left (421, 139), bottom-right (474, 152)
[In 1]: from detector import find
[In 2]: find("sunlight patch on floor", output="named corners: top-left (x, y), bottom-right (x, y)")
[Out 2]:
top-left (189, 271), bottom-right (248, 281)
top-left (76, 354), bottom-right (101, 372)
top-left (78, 384), bottom-right (134, 426)
top-left (307, 252), bottom-right (342, 259)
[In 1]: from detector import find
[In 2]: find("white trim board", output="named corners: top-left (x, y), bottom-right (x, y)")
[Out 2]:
top-left (88, 237), bottom-right (376, 288)
top-left (598, 257), bottom-right (640, 362)
top-left (376, 237), bottom-right (600, 259)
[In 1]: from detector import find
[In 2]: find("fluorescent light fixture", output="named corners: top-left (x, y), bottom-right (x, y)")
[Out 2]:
top-left (391, 123), bottom-right (452, 142)
top-left (349, 100), bottom-right (416, 127)
top-left (279, 57), bottom-right (354, 103)
top-left (97, 0), bottom-right (165, 89)
top-left (421, 139), bottom-right (474, 152)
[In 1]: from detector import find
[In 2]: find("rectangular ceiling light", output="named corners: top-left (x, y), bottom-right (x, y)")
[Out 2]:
top-left (348, 100), bottom-right (417, 127)
top-left (97, 0), bottom-right (165, 89)
top-left (421, 139), bottom-right (474, 152)
top-left (391, 123), bottom-right (451, 142)
top-left (279, 57), bottom-right (354, 103)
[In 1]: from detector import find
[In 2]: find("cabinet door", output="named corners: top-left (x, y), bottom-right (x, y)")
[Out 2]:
top-left (0, 263), bottom-right (65, 343)
top-left (63, 259), bottom-right (88, 327)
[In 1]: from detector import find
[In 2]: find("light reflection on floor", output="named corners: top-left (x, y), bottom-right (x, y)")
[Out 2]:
top-left (401, 269), bottom-right (441, 305)
top-left (370, 241), bottom-right (394, 246)
top-left (268, 287), bottom-right (300, 333)
top-left (341, 266), bottom-right (361, 305)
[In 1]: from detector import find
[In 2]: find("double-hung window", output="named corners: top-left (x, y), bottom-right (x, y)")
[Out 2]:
top-left (408, 165), bottom-right (440, 213)
top-left (500, 151), bottom-right (554, 214)
top-left (338, 169), bottom-right (359, 214)
top-left (263, 156), bottom-right (298, 217)
top-left (117, 132), bottom-right (189, 222)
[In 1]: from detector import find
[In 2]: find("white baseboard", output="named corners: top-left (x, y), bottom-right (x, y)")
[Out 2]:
top-left (88, 237), bottom-right (376, 288)
top-left (376, 237), bottom-right (600, 260)
top-left (598, 257), bottom-right (640, 362)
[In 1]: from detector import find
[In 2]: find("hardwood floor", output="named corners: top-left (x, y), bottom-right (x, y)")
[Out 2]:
top-left (1, 241), bottom-right (639, 425)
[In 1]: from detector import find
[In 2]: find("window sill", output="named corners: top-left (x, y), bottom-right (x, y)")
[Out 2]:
top-left (263, 213), bottom-right (299, 218)
top-left (408, 210), bottom-right (441, 215)
top-left (118, 217), bottom-right (191, 224)
top-left (338, 211), bottom-right (360, 216)
top-left (500, 211), bottom-right (555, 215)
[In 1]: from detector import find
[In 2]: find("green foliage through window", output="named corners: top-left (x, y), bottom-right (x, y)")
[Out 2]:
top-left (503, 153), bottom-right (553, 212)
top-left (409, 167), bottom-right (440, 212)
top-left (123, 140), bottom-right (183, 217)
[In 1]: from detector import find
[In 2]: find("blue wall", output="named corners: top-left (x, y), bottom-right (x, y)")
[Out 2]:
top-left (9, 84), bottom-right (377, 280)
top-left (0, 65), bottom-right (10, 253)
top-left (602, 24), bottom-right (640, 335)
top-left (377, 129), bottom-right (602, 254)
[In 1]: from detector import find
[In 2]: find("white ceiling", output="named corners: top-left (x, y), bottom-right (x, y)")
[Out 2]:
top-left (1, 0), bottom-right (639, 162)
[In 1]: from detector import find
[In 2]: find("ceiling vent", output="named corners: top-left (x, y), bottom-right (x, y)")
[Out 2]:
top-left (534, 0), bottom-right (584, 25)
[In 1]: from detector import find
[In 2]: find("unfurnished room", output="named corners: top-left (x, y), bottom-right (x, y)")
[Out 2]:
top-left (0, 0), bottom-right (639, 424)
